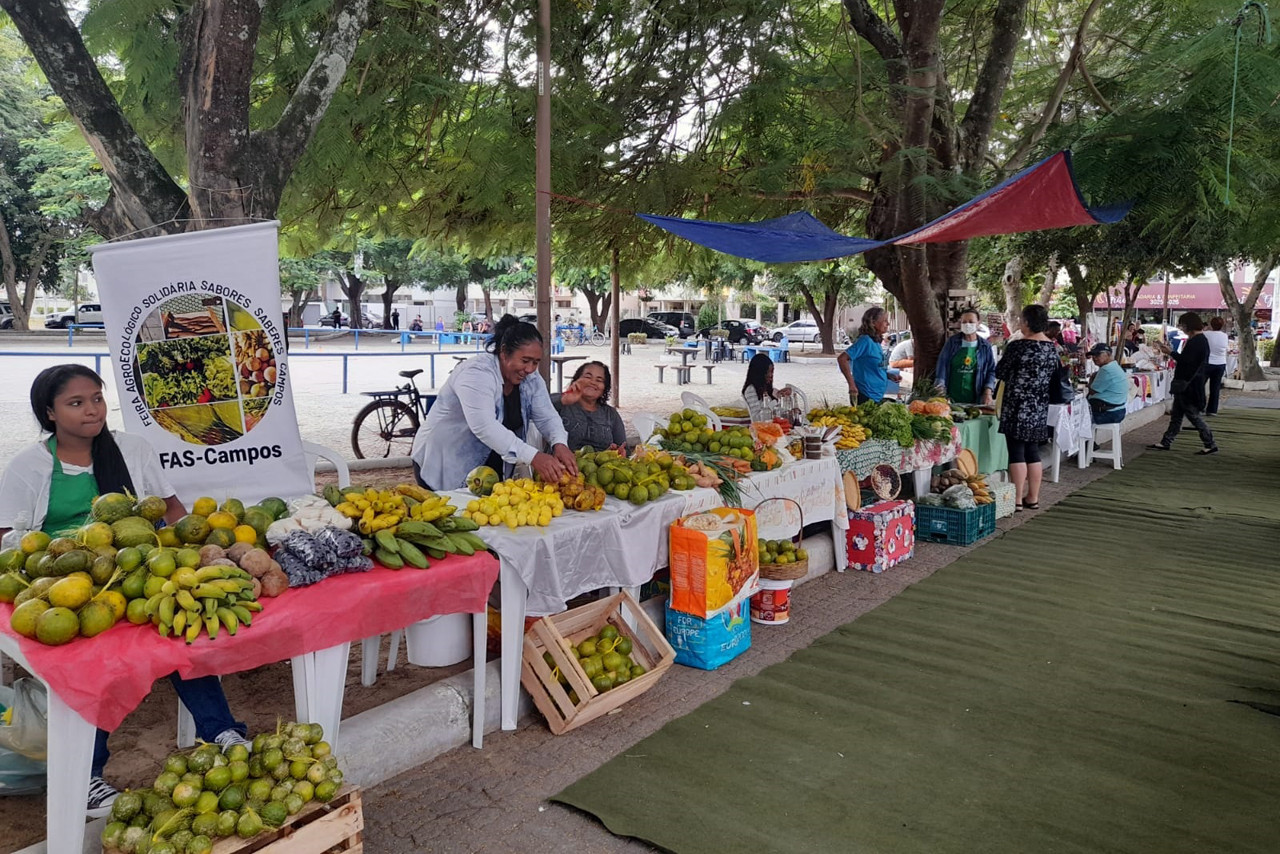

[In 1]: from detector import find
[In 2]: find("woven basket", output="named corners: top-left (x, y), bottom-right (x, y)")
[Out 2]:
top-left (755, 496), bottom-right (809, 581)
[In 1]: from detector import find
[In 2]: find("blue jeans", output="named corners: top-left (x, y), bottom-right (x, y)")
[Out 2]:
top-left (92, 674), bottom-right (242, 776)
top-left (1092, 407), bottom-right (1126, 425)
top-left (1204, 363), bottom-right (1226, 415)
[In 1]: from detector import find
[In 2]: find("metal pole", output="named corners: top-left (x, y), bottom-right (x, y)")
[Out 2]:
top-left (342, 355), bottom-right (349, 394)
top-left (535, 0), bottom-right (553, 381)
top-left (610, 245), bottom-right (621, 407)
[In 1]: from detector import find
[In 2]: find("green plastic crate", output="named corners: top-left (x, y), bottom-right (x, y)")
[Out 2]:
top-left (915, 502), bottom-right (996, 546)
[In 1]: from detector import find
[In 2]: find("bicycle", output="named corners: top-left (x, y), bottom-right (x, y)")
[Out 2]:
top-left (557, 324), bottom-right (607, 346)
top-left (350, 368), bottom-right (433, 459)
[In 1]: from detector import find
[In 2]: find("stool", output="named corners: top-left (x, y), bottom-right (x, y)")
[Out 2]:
top-left (702, 365), bottom-right (716, 384)
top-left (655, 364), bottom-right (667, 383)
top-left (674, 365), bottom-right (693, 385)
top-left (1086, 422), bottom-right (1123, 469)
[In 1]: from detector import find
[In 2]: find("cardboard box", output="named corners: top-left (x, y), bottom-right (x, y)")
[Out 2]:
top-left (665, 597), bottom-right (752, 670)
top-left (669, 507), bottom-right (759, 618)
top-left (846, 499), bottom-right (915, 573)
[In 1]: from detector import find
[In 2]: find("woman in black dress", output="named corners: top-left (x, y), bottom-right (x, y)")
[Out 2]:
top-left (995, 304), bottom-right (1059, 510)
top-left (1149, 311), bottom-right (1217, 454)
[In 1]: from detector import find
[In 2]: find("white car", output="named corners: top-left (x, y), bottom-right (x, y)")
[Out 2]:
top-left (45, 303), bottom-right (104, 329)
top-left (770, 319), bottom-right (822, 343)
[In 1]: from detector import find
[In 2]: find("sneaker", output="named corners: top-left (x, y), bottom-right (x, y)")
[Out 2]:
top-left (1146, 443), bottom-right (1171, 451)
top-left (1196, 446), bottom-right (1219, 455)
top-left (213, 728), bottom-right (252, 751)
top-left (87, 776), bottom-right (118, 817)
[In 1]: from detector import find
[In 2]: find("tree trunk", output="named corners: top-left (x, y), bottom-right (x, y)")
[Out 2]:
top-left (288, 289), bottom-right (316, 328)
top-left (482, 286), bottom-right (493, 322)
top-left (0, 210), bottom-right (55, 332)
top-left (581, 288), bottom-right (612, 334)
top-left (1066, 264), bottom-right (1095, 340)
top-left (1214, 261), bottom-right (1274, 382)
top-left (1001, 255), bottom-right (1024, 337)
top-left (1037, 253), bottom-right (1058, 307)
top-left (455, 282), bottom-right (467, 313)
top-left (380, 280), bottom-right (402, 329)
top-left (337, 270), bottom-right (366, 329)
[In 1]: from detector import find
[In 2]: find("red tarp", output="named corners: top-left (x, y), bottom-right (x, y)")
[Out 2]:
top-left (0, 554), bottom-right (498, 731)
top-left (1093, 281), bottom-right (1277, 311)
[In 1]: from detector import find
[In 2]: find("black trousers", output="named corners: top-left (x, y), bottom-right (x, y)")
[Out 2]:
top-left (1161, 395), bottom-right (1215, 448)
top-left (1204, 363), bottom-right (1226, 415)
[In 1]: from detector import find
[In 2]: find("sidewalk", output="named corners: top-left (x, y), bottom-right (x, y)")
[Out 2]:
top-left (357, 412), bottom-right (1189, 853)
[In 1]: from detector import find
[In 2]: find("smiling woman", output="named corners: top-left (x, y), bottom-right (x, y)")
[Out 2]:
top-left (553, 361), bottom-right (627, 452)
top-left (409, 314), bottom-right (579, 490)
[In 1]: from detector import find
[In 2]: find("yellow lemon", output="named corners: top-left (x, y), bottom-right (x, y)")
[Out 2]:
top-left (233, 525), bottom-right (258, 544)
top-left (192, 496), bottom-right (218, 516)
top-left (206, 511), bottom-right (238, 530)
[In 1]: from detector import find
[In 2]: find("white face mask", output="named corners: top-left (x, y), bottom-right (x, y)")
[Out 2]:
top-left (960, 322), bottom-right (978, 335)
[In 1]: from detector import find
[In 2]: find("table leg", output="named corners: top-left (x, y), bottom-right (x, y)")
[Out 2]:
top-left (291, 654), bottom-right (313, 724)
top-left (308, 643), bottom-right (351, 751)
top-left (499, 562), bottom-right (528, 731)
top-left (911, 468), bottom-right (931, 499)
top-left (46, 689), bottom-right (96, 854)
top-left (472, 612), bottom-right (486, 748)
top-left (360, 636), bottom-right (380, 687)
top-left (1048, 440), bottom-right (1061, 483)
top-left (831, 520), bottom-right (848, 571)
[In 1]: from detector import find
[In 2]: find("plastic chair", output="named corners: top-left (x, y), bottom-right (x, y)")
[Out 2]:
top-left (784, 385), bottom-right (809, 414)
top-left (680, 392), bottom-right (723, 429)
top-left (632, 412), bottom-right (661, 445)
top-left (1086, 422), bottom-right (1123, 470)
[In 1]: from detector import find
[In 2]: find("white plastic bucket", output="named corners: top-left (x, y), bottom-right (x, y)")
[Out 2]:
top-left (404, 613), bottom-right (472, 667)
top-left (750, 577), bottom-right (793, 625)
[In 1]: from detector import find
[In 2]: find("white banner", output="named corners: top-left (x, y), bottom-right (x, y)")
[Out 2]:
top-left (89, 221), bottom-right (312, 507)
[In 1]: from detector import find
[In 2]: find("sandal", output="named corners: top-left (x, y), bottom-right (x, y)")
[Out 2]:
top-left (1014, 502), bottom-right (1023, 512)
top-left (1023, 501), bottom-right (1040, 510)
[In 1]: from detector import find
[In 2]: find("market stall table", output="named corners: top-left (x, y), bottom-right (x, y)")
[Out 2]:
top-left (0, 553), bottom-right (497, 854)
top-left (550, 354), bottom-right (587, 392)
top-left (1046, 399), bottom-right (1092, 482)
top-left (836, 428), bottom-right (962, 496)
top-left (459, 456), bottom-right (850, 730)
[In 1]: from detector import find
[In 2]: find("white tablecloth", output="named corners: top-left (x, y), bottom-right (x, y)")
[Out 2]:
top-left (1046, 400), bottom-right (1092, 456)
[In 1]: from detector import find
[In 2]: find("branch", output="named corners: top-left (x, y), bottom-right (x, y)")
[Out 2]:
top-left (959, 0), bottom-right (1030, 172)
top-left (1003, 0), bottom-right (1106, 173)
top-left (841, 0), bottom-right (904, 82)
top-left (0, 0), bottom-right (186, 237)
top-left (751, 187), bottom-right (876, 204)
top-left (1075, 54), bottom-right (1114, 114)
top-left (1243, 255), bottom-right (1278, 313)
top-left (253, 0), bottom-right (372, 211)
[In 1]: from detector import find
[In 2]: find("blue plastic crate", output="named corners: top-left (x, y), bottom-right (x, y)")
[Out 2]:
top-left (914, 502), bottom-right (996, 546)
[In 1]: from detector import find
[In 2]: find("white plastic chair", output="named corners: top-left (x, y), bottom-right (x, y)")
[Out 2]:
top-left (680, 391), bottom-right (723, 429)
top-left (632, 412), bottom-right (661, 445)
top-left (1086, 422), bottom-right (1124, 470)
top-left (784, 384), bottom-right (809, 414)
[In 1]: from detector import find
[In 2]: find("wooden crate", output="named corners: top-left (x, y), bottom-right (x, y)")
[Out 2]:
top-left (520, 591), bottom-right (675, 735)
top-left (106, 786), bottom-right (363, 854)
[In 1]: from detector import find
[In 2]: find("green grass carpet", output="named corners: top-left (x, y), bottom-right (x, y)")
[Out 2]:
top-left (554, 409), bottom-right (1280, 853)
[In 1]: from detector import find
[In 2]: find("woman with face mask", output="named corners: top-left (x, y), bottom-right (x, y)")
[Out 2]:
top-left (933, 308), bottom-right (997, 405)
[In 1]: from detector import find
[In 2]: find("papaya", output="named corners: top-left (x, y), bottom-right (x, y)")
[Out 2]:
top-left (172, 514), bottom-right (212, 545)
top-left (134, 495), bottom-right (169, 523)
top-left (51, 549), bottom-right (93, 577)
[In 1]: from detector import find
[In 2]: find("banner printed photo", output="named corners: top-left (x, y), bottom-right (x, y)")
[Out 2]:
top-left (88, 221), bottom-right (313, 506)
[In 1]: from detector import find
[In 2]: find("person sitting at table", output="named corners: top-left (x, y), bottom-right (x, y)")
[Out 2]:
top-left (934, 307), bottom-right (996, 406)
top-left (1085, 344), bottom-right (1128, 425)
top-left (552, 361), bottom-right (627, 452)
top-left (888, 337), bottom-right (914, 369)
top-left (0, 365), bottom-right (250, 816)
top-left (839, 307), bottom-right (899, 405)
top-left (410, 315), bottom-right (424, 331)
top-left (742, 353), bottom-right (795, 422)
top-left (411, 315), bottom-right (577, 490)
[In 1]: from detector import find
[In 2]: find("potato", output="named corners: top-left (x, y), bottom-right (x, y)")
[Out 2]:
top-left (260, 569), bottom-right (289, 598)
top-left (251, 577), bottom-right (263, 599)
top-left (238, 548), bottom-right (273, 578)
top-left (209, 558), bottom-right (238, 567)
top-left (198, 544), bottom-right (226, 565)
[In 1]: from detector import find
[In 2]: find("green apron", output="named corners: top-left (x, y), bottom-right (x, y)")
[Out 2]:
top-left (41, 437), bottom-right (98, 537)
top-left (947, 343), bottom-right (979, 404)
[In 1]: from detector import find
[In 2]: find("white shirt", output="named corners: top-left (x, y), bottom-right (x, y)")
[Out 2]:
top-left (0, 431), bottom-right (175, 544)
top-left (1202, 330), bottom-right (1228, 366)
top-left (889, 339), bottom-right (914, 362)
top-left (410, 353), bottom-right (569, 491)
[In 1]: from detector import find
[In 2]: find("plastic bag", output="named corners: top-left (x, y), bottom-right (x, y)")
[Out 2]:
top-left (0, 678), bottom-right (48, 761)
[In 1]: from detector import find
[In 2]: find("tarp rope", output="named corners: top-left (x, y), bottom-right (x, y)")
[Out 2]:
top-left (1225, 1), bottom-right (1273, 205)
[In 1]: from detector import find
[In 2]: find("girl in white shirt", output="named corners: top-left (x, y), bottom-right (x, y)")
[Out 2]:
top-left (1202, 316), bottom-right (1230, 415)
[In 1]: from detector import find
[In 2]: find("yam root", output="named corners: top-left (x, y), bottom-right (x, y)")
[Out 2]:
top-left (238, 548), bottom-right (273, 578)
top-left (225, 542), bottom-right (255, 563)
top-left (259, 568), bottom-right (289, 597)
top-left (198, 544), bottom-right (226, 565)
top-left (251, 577), bottom-right (263, 599)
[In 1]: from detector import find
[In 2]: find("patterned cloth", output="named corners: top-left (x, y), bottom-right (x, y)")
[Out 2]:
top-left (995, 339), bottom-right (1059, 443)
top-left (836, 427), bottom-right (961, 479)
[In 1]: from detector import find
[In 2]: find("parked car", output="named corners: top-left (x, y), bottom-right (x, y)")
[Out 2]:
top-left (44, 303), bottom-right (104, 329)
top-left (0, 303), bottom-right (12, 330)
top-left (319, 310), bottom-right (377, 328)
top-left (618, 318), bottom-right (679, 340)
top-left (647, 311), bottom-right (697, 338)
top-left (770, 318), bottom-right (823, 343)
top-left (696, 319), bottom-right (767, 344)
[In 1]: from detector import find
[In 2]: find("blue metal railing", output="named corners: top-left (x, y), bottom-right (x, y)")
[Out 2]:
top-left (59, 324), bottom-right (491, 352)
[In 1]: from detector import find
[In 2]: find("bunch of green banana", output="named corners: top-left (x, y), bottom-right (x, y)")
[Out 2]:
top-left (368, 528), bottom-right (432, 570)
top-left (144, 564), bottom-right (263, 643)
top-left (392, 519), bottom-right (488, 562)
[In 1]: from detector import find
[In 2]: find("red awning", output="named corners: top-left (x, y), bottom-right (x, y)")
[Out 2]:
top-left (1093, 281), bottom-right (1276, 311)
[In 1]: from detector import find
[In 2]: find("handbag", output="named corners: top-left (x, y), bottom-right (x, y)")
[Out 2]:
top-left (1048, 363), bottom-right (1075, 405)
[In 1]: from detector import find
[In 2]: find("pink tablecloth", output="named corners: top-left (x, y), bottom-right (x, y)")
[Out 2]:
top-left (0, 553), bottom-right (498, 731)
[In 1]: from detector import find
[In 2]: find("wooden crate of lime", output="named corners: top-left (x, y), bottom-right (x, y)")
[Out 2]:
top-left (521, 591), bottom-right (675, 735)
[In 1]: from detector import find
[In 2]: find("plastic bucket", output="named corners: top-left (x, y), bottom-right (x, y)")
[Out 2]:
top-left (750, 577), bottom-right (792, 625)
top-left (404, 613), bottom-right (472, 667)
